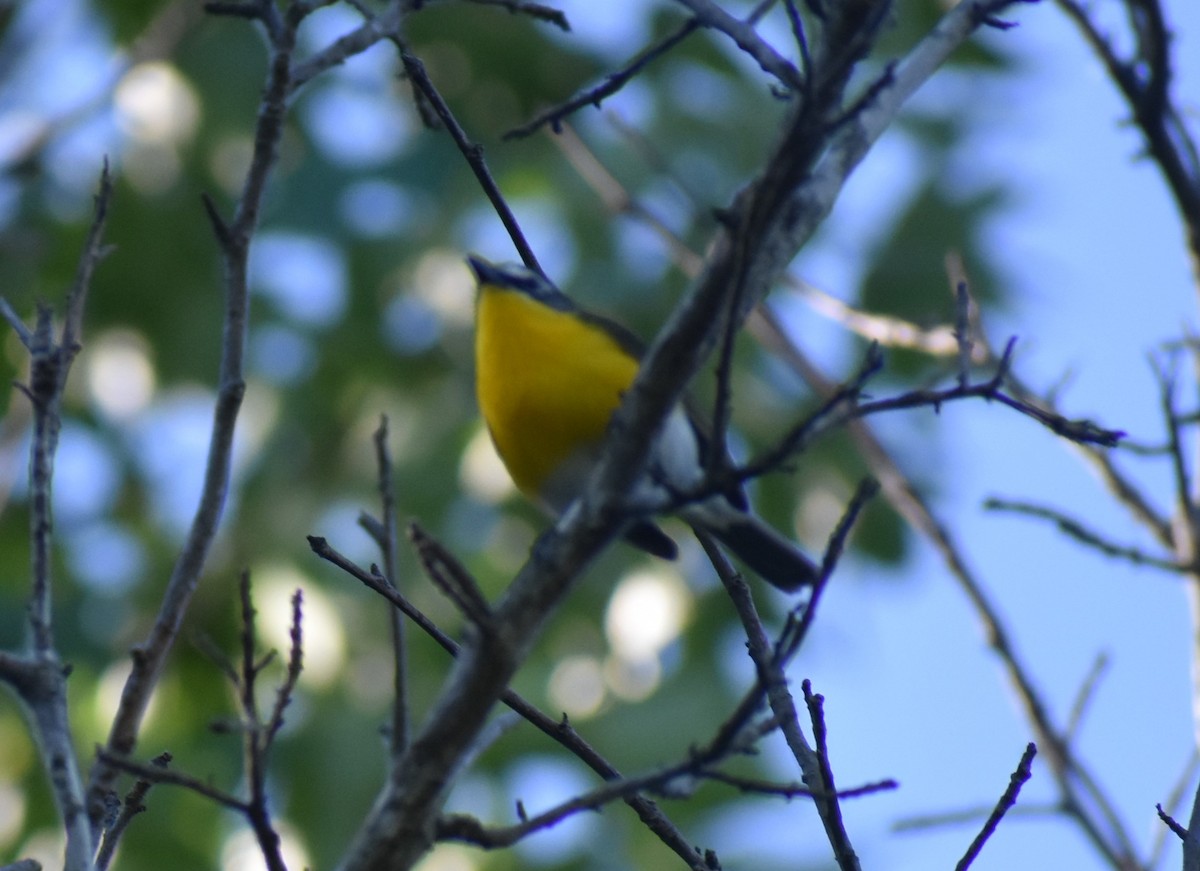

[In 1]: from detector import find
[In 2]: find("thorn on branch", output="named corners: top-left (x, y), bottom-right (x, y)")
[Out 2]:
top-left (201, 193), bottom-right (235, 251)
top-left (1157, 802), bottom-right (1188, 840)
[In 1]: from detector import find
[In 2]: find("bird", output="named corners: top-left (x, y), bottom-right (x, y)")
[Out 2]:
top-left (469, 255), bottom-right (819, 591)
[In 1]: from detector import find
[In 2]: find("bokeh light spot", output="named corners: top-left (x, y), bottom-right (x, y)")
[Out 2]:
top-left (546, 655), bottom-right (605, 720)
top-left (85, 329), bottom-right (156, 421)
top-left (604, 569), bottom-right (692, 665)
top-left (458, 426), bottom-right (515, 505)
top-left (412, 844), bottom-right (480, 871)
top-left (250, 325), bottom-right (316, 385)
top-left (340, 178), bottom-right (419, 238)
top-left (303, 84), bottom-right (411, 167)
top-left (114, 61), bottom-right (200, 146)
top-left (383, 295), bottom-right (441, 356)
top-left (65, 521), bottom-right (145, 594)
top-left (251, 232), bottom-right (347, 327)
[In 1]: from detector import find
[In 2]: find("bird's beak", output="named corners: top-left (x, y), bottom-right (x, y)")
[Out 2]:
top-left (466, 255), bottom-right (502, 285)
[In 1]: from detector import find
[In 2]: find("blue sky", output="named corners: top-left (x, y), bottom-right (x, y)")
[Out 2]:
top-left (787, 3), bottom-right (1200, 868)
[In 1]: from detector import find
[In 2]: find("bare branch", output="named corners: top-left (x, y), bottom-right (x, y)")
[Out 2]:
top-left (0, 162), bottom-right (116, 870)
top-left (697, 530), bottom-right (868, 870)
top-left (984, 497), bottom-right (1186, 572)
top-left (0, 297), bottom-right (32, 348)
top-left (672, 0), bottom-right (803, 90)
top-left (505, 22), bottom-right (700, 139)
top-left (552, 120), bottom-right (973, 361)
top-left (398, 47), bottom-right (543, 274)
top-left (777, 477), bottom-right (878, 662)
top-left (265, 589), bottom-right (304, 744)
top-left (308, 535), bottom-right (710, 868)
top-left (955, 743), bottom-right (1037, 870)
top-left (717, 340), bottom-right (1122, 514)
top-left (96, 749), bottom-right (248, 813)
top-left (290, 1), bottom-right (405, 92)
top-left (94, 752), bottom-right (172, 871)
top-left (1065, 652), bottom-right (1109, 743)
top-left (507, 0), bottom-right (781, 139)
top-left (755, 318), bottom-right (1143, 867)
top-left (408, 523), bottom-right (494, 629)
top-left (706, 769), bottom-right (896, 799)
top-left (88, 0), bottom-right (309, 825)
top-left (802, 680), bottom-right (860, 871)
top-left (1151, 750), bottom-right (1200, 867)
top-left (361, 415), bottom-right (409, 757)
top-left (467, 0), bottom-right (569, 30)
top-left (1159, 802), bottom-right (1188, 841)
top-left (1054, 0), bottom-right (1200, 286)
top-left (61, 158), bottom-right (115, 359)
top-left (340, 2), bottom-right (1032, 867)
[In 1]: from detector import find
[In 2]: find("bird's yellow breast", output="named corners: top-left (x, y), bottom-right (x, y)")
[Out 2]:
top-left (475, 286), bottom-right (639, 503)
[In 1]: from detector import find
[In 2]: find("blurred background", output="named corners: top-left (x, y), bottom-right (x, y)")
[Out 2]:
top-left (0, 0), bottom-right (1197, 868)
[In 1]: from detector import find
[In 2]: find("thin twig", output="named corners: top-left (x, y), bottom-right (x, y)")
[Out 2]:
top-left (289, 1), bottom-right (405, 92)
top-left (0, 163), bottom-right (115, 871)
top-left (398, 48), bottom-right (542, 274)
top-left (96, 750), bottom-right (248, 812)
top-left (1065, 651), bottom-right (1109, 743)
top-left (507, 0), bottom-right (780, 140)
top-left (307, 536), bottom-right (711, 869)
top-left (1150, 750), bottom-right (1200, 867)
top-left (672, 0), bottom-right (803, 90)
top-left (438, 756), bottom-right (892, 850)
top-left (88, 0), bottom-right (308, 827)
top-left (762, 324), bottom-right (1143, 870)
top-left (341, 3), bottom-right (1030, 867)
top-left (368, 416), bottom-right (410, 756)
top-left (1054, 0), bottom-right (1200, 286)
top-left (506, 21), bottom-right (702, 140)
top-left (265, 589), bottom-right (303, 744)
top-left (778, 478), bottom-right (877, 662)
top-left (0, 297), bottom-right (32, 348)
top-left (955, 743), bottom-right (1037, 870)
top-left (408, 523), bottom-right (494, 629)
top-left (94, 752), bottom-right (171, 871)
top-left (706, 769), bottom-right (896, 799)
top-left (984, 497), bottom-right (1186, 572)
top-left (698, 533), bottom-right (864, 871)
top-left (1160, 803), bottom-right (1189, 841)
top-left (802, 680), bottom-right (860, 871)
top-left (468, 0), bottom-right (569, 30)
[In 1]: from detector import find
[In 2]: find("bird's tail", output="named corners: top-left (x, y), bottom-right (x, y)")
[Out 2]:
top-left (691, 507), bottom-right (820, 592)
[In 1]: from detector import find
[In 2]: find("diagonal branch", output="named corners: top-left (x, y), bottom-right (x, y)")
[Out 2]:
top-left (86, 0), bottom-right (336, 835)
top-left (955, 743), bottom-right (1037, 870)
top-left (309, 535), bottom-right (711, 869)
top-left (338, 3), bottom-right (1025, 868)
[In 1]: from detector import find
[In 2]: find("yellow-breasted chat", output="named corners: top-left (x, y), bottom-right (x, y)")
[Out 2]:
top-left (469, 255), bottom-right (819, 591)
